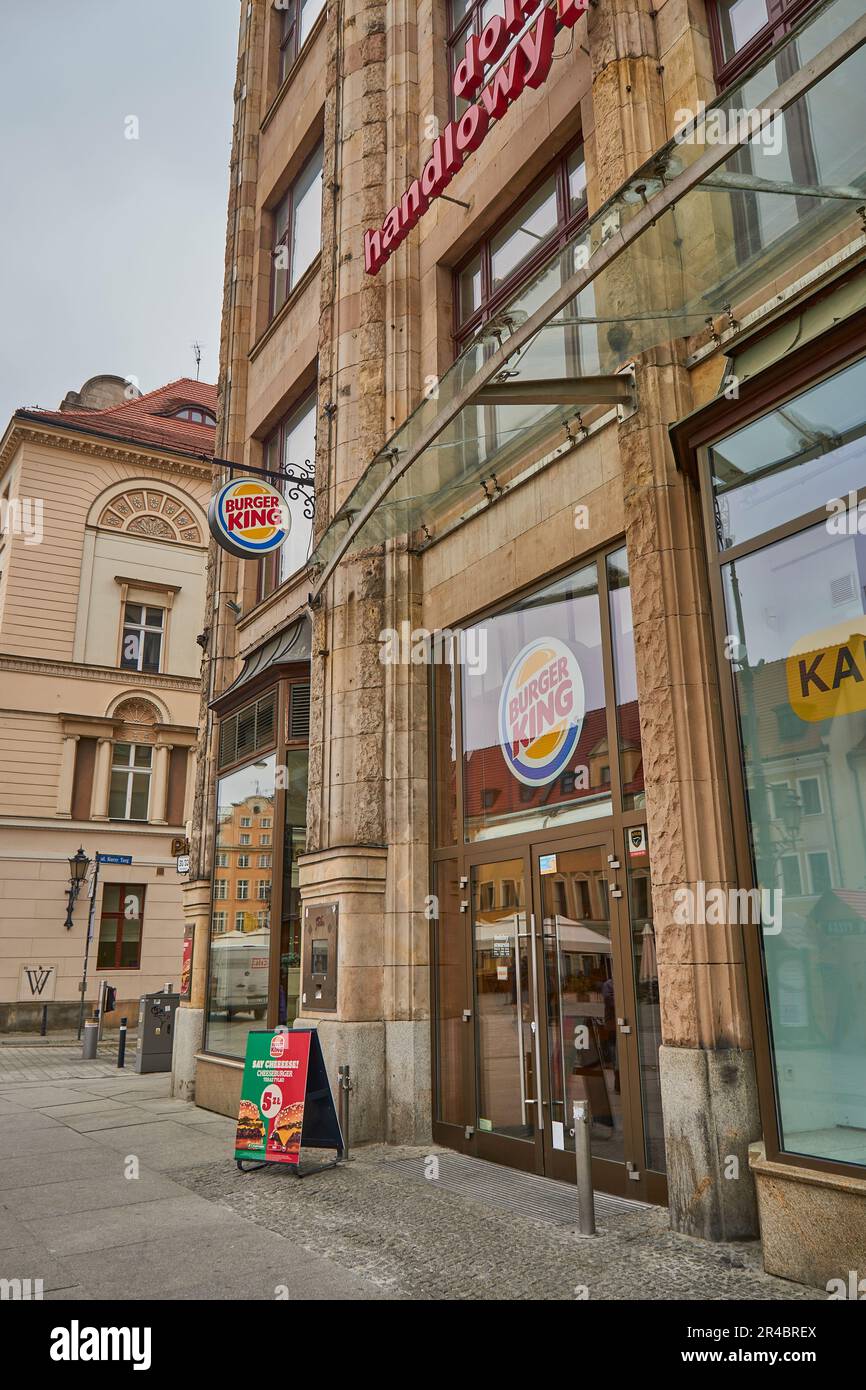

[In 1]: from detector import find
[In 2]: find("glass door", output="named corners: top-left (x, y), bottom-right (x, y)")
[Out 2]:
top-left (531, 832), bottom-right (652, 1198)
top-left (469, 852), bottom-right (544, 1173)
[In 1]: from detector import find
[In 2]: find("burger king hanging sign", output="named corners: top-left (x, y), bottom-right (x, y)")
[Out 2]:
top-left (498, 637), bottom-right (585, 785)
top-left (208, 477), bottom-right (290, 559)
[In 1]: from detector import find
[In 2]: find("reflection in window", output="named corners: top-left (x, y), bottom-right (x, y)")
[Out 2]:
top-left (271, 144), bottom-right (323, 316)
top-left (720, 492), bottom-right (866, 1166)
top-left (261, 393), bottom-right (317, 594)
top-left (205, 754), bottom-right (276, 1058)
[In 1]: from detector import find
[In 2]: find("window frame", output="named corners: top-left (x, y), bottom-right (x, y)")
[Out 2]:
top-left (120, 603), bottom-right (164, 675)
top-left (171, 406), bottom-right (216, 425)
top-left (96, 883), bottom-right (146, 971)
top-left (277, 0), bottom-right (326, 87)
top-left (452, 139), bottom-right (589, 352)
top-left (259, 388), bottom-right (318, 600)
top-left (268, 143), bottom-right (324, 321)
top-left (108, 743), bottom-right (152, 822)
top-left (707, 0), bottom-right (820, 91)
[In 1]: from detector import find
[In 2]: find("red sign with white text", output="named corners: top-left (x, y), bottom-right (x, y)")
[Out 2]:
top-left (364, 0), bottom-right (589, 275)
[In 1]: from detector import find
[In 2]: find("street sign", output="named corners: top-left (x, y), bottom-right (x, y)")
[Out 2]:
top-left (98, 854), bottom-right (133, 865)
top-left (176, 854), bottom-right (190, 874)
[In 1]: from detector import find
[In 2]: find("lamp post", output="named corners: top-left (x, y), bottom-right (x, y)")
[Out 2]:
top-left (64, 847), bottom-right (90, 930)
top-left (77, 852), bottom-right (103, 1041)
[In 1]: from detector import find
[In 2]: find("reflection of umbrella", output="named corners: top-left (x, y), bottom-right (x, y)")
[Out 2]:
top-left (639, 921), bottom-right (658, 982)
top-left (554, 916), bottom-right (612, 953)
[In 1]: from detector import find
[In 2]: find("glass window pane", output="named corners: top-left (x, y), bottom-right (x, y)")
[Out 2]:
top-left (121, 629), bottom-right (141, 669)
top-left (134, 746), bottom-right (152, 768)
top-left (722, 519), bottom-right (866, 1168)
top-left (124, 603), bottom-right (142, 624)
top-left (299, 0), bottom-right (325, 48)
top-left (142, 631), bottom-right (161, 671)
top-left (457, 253), bottom-right (483, 326)
top-left (567, 145), bottom-right (587, 215)
top-left (710, 356), bottom-right (866, 550)
top-left (472, 858), bottom-right (532, 1138)
top-left (490, 178), bottom-right (558, 290)
top-left (113, 743), bottom-right (131, 765)
top-left (461, 563), bottom-right (612, 842)
top-left (206, 754), bottom-right (277, 1059)
top-left (109, 772), bottom-right (128, 819)
top-left (717, 0), bottom-right (770, 64)
top-left (145, 607), bottom-right (164, 628)
top-left (432, 635), bottom-right (458, 847)
top-left (291, 145), bottom-right (323, 289)
top-left (103, 883), bottom-right (121, 912)
top-left (129, 774), bottom-right (150, 820)
top-left (278, 398), bottom-right (317, 583)
top-left (607, 547), bottom-right (644, 811)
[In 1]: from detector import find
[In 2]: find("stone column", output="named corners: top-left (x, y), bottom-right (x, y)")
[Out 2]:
top-left (90, 738), bottom-right (112, 821)
top-left (150, 744), bottom-right (171, 825)
top-left (56, 734), bottom-right (79, 819)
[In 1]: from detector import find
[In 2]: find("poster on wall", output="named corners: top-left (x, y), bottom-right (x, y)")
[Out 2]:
top-left (179, 930), bottom-right (193, 1001)
top-left (233, 1027), bottom-right (343, 1176)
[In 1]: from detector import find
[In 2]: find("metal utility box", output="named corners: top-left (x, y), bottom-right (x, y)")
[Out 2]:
top-left (302, 903), bottom-right (338, 1011)
top-left (134, 990), bottom-right (179, 1073)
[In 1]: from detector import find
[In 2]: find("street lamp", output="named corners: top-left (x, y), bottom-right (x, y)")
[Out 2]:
top-left (777, 789), bottom-right (803, 852)
top-left (64, 847), bottom-right (90, 930)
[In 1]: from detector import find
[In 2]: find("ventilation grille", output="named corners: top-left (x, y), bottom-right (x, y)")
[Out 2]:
top-left (218, 690), bottom-right (276, 769)
top-left (289, 682), bottom-right (311, 742)
top-left (831, 573), bottom-right (856, 606)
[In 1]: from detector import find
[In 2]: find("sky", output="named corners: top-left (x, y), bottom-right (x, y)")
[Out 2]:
top-left (0, 0), bottom-right (239, 421)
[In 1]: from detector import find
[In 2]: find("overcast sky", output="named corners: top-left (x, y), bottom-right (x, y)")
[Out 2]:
top-left (0, 0), bottom-right (238, 421)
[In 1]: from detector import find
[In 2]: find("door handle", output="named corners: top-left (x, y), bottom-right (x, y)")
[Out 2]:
top-left (617, 1017), bottom-right (632, 1034)
top-left (462, 1009), bottom-right (472, 1022)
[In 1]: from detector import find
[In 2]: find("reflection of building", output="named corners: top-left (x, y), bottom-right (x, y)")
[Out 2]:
top-left (185, 0), bottom-right (866, 1288)
top-left (0, 375), bottom-right (214, 1026)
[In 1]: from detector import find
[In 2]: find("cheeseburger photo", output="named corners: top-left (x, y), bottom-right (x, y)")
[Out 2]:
top-left (267, 1101), bottom-right (304, 1156)
top-left (235, 1099), bottom-right (265, 1151)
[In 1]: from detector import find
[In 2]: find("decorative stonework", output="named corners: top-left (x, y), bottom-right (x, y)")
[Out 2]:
top-left (98, 488), bottom-right (202, 544)
top-left (114, 697), bottom-right (160, 726)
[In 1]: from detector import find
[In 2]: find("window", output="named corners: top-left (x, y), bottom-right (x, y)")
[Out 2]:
top-left (799, 777), bottom-right (822, 816)
top-left (447, 0), bottom-right (545, 120)
top-left (96, 884), bottom-right (145, 969)
top-left (271, 143), bottom-right (323, 317)
top-left (212, 911), bottom-right (227, 934)
top-left (121, 604), bottom-right (164, 674)
top-left (240, 816), bottom-right (252, 827)
top-left (808, 851), bottom-right (832, 895)
top-left (258, 853), bottom-right (272, 868)
top-left (261, 392), bottom-right (317, 595)
top-left (237, 880), bottom-right (249, 900)
top-left (214, 879), bottom-right (228, 900)
top-left (171, 405), bottom-right (216, 425)
top-left (215, 852), bottom-right (228, 868)
top-left (257, 880), bottom-right (270, 900)
top-left (235, 911), bottom-right (247, 931)
top-left (108, 744), bottom-right (152, 821)
top-left (239, 833), bottom-right (251, 846)
top-left (779, 854), bottom-right (803, 897)
top-left (455, 144), bottom-right (588, 350)
top-left (708, 0), bottom-right (818, 87)
top-left (237, 854), bottom-right (250, 868)
top-left (260, 833), bottom-right (272, 846)
top-left (261, 817), bottom-right (272, 828)
top-left (277, 0), bottom-right (326, 85)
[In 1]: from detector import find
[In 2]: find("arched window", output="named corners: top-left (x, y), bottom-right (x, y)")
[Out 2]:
top-left (171, 405), bottom-right (216, 425)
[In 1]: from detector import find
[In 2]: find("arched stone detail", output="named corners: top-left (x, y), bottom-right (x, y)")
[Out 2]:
top-left (97, 487), bottom-right (202, 544)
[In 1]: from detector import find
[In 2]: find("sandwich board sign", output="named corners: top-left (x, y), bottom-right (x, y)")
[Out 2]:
top-left (234, 1027), bottom-right (343, 1177)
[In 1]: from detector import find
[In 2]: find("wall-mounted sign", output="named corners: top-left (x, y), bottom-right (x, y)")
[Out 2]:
top-left (364, 0), bottom-right (589, 275)
top-left (539, 853), bottom-right (557, 874)
top-left (18, 963), bottom-right (58, 1002)
top-left (208, 477), bottom-right (290, 559)
top-left (628, 827), bottom-right (647, 857)
top-left (498, 637), bottom-right (585, 785)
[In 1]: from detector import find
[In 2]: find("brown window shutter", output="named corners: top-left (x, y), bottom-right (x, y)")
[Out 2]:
top-left (166, 747), bottom-right (189, 827)
top-left (71, 738), bottom-right (97, 821)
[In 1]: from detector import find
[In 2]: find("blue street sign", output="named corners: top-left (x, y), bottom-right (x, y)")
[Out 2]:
top-left (97, 854), bottom-right (133, 865)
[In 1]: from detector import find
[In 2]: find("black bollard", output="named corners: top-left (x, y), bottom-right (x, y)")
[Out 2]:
top-left (117, 1016), bottom-right (127, 1069)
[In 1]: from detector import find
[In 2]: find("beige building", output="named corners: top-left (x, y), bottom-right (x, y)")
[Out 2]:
top-left (0, 375), bottom-right (215, 1029)
top-left (183, 0), bottom-right (866, 1288)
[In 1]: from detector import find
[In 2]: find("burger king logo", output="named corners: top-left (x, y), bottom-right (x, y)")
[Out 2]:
top-left (498, 637), bottom-right (584, 785)
top-left (208, 477), bottom-right (290, 558)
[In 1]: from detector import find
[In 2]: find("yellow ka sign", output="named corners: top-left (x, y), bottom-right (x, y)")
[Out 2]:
top-left (787, 618), bottom-right (866, 722)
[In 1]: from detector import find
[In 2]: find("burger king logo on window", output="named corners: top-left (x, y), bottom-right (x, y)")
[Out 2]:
top-left (208, 477), bottom-right (290, 558)
top-left (498, 637), bottom-right (585, 786)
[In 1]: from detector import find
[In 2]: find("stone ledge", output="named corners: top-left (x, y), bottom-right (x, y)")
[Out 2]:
top-left (750, 1141), bottom-right (866, 1290)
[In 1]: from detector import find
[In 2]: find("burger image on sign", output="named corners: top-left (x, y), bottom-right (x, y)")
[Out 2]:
top-left (498, 637), bottom-right (585, 786)
top-left (208, 477), bottom-right (290, 558)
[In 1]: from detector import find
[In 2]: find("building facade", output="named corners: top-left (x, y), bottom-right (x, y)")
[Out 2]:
top-left (0, 376), bottom-right (215, 1028)
top-left (186, 0), bottom-right (866, 1287)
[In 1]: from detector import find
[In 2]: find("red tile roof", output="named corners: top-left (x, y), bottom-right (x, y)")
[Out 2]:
top-left (17, 377), bottom-right (217, 458)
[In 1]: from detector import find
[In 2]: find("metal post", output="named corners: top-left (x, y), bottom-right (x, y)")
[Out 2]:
top-left (117, 1017), bottom-right (127, 1069)
top-left (82, 1019), bottom-right (98, 1060)
top-left (96, 980), bottom-right (106, 1043)
top-left (77, 853), bottom-right (100, 1040)
top-left (40, 1004), bottom-right (48, 1037)
top-left (338, 1064), bottom-right (351, 1161)
top-left (572, 1098), bottom-right (596, 1236)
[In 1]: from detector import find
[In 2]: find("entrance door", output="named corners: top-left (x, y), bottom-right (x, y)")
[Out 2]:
top-left (459, 836), bottom-right (664, 1200)
top-left (531, 833), bottom-right (648, 1198)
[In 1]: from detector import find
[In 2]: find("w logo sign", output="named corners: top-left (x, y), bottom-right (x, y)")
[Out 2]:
top-left (17, 963), bottom-right (57, 1002)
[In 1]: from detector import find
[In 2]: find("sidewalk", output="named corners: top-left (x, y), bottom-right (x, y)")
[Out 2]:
top-left (0, 1047), bottom-right (822, 1301)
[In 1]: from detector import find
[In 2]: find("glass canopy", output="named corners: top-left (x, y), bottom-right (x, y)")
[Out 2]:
top-left (311, 0), bottom-right (866, 580)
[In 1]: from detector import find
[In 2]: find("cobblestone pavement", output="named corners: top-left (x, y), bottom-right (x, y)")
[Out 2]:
top-left (172, 1145), bottom-right (824, 1302)
top-left (0, 1042), bottom-right (119, 1082)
